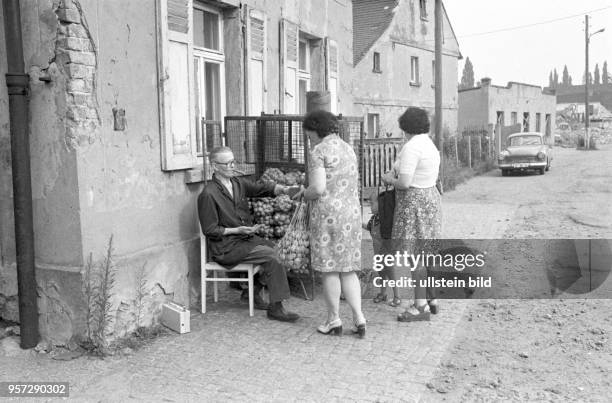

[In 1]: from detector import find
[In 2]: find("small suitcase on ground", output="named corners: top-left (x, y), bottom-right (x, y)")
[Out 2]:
top-left (161, 302), bottom-right (190, 334)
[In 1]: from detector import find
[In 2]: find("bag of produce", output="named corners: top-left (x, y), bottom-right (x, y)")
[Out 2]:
top-left (276, 201), bottom-right (310, 273)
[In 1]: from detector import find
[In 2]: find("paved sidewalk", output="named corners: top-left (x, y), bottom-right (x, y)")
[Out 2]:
top-left (2, 198), bottom-right (513, 402)
top-left (2, 293), bottom-right (466, 402)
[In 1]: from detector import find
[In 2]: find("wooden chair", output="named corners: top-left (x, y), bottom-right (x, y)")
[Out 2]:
top-left (200, 229), bottom-right (261, 317)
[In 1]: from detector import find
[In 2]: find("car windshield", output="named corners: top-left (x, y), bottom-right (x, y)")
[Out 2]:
top-left (509, 135), bottom-right (542, 146)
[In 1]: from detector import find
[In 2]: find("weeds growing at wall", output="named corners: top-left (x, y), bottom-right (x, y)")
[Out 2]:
top-left (81, 236), bottom-right (117, 356)
top-left (134, 263), bottom-right (148, 329)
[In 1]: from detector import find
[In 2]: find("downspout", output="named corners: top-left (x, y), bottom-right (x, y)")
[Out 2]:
top-left (2, 0), bottom-right (39, 348)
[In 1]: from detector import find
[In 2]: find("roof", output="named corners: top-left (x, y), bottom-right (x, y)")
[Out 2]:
top-left (352, 0), bottom-right (399, 66)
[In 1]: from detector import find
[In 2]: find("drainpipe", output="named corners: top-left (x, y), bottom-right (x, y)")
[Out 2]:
top-left (3, 0), bottom-right (39, 348)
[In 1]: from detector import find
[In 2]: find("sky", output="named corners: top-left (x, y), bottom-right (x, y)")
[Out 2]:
top-left (444, 0), bottom-right (612, 87)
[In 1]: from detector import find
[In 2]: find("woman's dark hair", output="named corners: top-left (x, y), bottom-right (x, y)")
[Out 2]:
top-left (398, 107), bottom-right (430, 135)
top-left (302, 109), bottom-right (339, 138)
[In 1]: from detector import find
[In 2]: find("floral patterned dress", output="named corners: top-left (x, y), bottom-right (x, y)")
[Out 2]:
top-left (308, 134), bottom-right (362, 273)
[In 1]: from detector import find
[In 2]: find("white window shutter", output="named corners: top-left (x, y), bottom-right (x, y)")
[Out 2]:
top-left (280, 19), bottom-right (299, 114)
top-left (326, 38), bottom-right (339, 114)
top-left (247, 8), bottom-right (266, 115)
top-left (157, 0), bottom-right (196, 171)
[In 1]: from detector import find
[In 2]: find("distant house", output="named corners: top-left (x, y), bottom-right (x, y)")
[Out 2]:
top-left (458, 79), bottom-right (557, 143)
top-left (352, 0), bottom-right (461, 138)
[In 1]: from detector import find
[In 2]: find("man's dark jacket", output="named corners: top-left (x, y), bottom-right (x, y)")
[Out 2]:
top-left (198, 175), bottom-right (276, 268)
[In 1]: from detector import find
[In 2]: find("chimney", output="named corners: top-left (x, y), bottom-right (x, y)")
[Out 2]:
top-left (481, 77), bottom-right (491, 87)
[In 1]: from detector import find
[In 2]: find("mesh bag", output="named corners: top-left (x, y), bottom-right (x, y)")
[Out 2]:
top-left (276, 201), bottom-right (310, 273)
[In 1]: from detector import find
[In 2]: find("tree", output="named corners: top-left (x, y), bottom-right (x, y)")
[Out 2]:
top-left (583, 71), bottom-right (593, 85)
top-left (548, 71), bottom-right (554, 88)
top-left (553, 68), bottom-right (559, 87)
top-left (460, 57), bottom-right (475, 89)
top-left (604, 61), bottom-right (610, 84)
top-left (562, 65), bottom-right (570, 86)
top-left (594, 63), bottom-right (600, 85)
top-left (569, 75), bottom-right (573, 86)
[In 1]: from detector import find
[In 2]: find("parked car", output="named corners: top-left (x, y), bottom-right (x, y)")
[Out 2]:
top-left (498, 132), bottom-right (553, 176)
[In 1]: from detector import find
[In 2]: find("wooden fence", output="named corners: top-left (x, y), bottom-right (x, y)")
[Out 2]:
top-left (361, 138), bottom-right (404, 194)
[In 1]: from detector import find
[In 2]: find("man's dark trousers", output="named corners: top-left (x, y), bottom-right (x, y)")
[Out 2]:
top-left (239, 245), bottom-right (290, 302)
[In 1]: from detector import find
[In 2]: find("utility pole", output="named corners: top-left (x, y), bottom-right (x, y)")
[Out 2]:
top-left (434, 0), bottom-right (443, 192)
top-left (584, 16), bottom-right (605, 150)
top-left (585, 15), bottom-right (590, 149)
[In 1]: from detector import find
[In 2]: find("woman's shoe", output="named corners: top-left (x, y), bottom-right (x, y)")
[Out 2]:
top-left (317, 319), bottom-right (343, 336)
top-left (388, 297), bottom-right (402, 307)
top-left (428, 299), bottom-right (440, 315)
top-left (373, 293), bottom-right (388, 303)
top-left (397, 303), bottom-right (430, 322)
top-left (351, 317), bottom-right (367, 338)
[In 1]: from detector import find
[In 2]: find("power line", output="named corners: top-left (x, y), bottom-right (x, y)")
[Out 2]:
top-left (455, 5), bottom-right (612, 39)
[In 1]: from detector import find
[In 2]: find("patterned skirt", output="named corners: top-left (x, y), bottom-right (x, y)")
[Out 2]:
top-left (391, 186), bottom-right (442, 255)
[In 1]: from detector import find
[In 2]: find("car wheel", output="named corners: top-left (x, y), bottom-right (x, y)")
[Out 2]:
top-left (501, 169), bottom-right (508, 177)
top-left (545, 159), bottom-right (550, 171)
top-left (539, 168), bottom-right (545, 175)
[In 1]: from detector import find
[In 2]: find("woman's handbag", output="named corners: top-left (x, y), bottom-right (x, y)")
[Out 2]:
top-left (377, 186), bottom-right (395, 239)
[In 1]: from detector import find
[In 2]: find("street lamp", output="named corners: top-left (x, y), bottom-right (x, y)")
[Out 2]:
top-left (585, 15), bottom-right (605, 150)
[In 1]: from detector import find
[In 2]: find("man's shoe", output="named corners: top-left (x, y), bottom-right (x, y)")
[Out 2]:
top-left (267, 303), bottom-right (299, 322)
top-left (240, 290), bottom-right (269, 310)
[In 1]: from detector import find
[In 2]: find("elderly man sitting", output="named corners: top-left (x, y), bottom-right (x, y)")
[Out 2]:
top-left (198, 146), bottom-right (300, 322)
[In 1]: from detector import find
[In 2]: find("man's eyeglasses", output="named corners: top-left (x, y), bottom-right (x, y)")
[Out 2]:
top-left (213, 159), bottom-right (236, 168)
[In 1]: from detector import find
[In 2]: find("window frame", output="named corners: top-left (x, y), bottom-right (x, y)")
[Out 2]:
top-left (410, 56), bottom-right (420, 85)
top-left (297, 34), bottom-right (312, 115)
top-left (419, 0), bottom-right (428, 20)
top-left (522, 112), bottom-right (530, 132)
top-left (367, 113), bottom-right (380, 138)
top-left (192, 2), bottom-right (226, 160)
top-left (511, 112), bottom-right (518, 126)
top-left (373, 51), bottom-right (381, 73)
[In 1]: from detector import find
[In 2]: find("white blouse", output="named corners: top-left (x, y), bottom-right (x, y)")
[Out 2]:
top-left (395, 134), bottom-right (440, 188)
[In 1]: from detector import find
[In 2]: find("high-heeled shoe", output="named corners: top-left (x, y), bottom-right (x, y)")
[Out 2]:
top-left (351, 318), bottom-right (367, 338)
top-left (317, 319), bottom-right (343, 336)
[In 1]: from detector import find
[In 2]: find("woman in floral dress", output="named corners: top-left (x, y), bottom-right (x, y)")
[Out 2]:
top-left (382, 107), bottom-right (442, 322)
top-left (298, 110), bottom-right (366, 337)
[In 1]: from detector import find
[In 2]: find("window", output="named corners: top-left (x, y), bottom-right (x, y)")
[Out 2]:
top-left (419, 0), bottom-right (428, 20)
top-left (522, 112), bottom-right (530, 132)
top-left (410, 56), bottom-right (419, 84)
top-left (373, 52), bottom-right (381, 73)
top-left (297, 36), bottom-right (312, 115)
top-left (545, 114), bottom-right (551, 136)
top-left (535, 113), bottom-right (541, 132)
top-left (193, 4), bottom-right (225, 157)
top-left (367, 113), bottom-right (380, 138)
top-left (496, 111), bottom-right (504, 126)
top-left (509, 135), bottom-right (542, 146)
top-left (326, 38), bottom-right (339, 114)
top-left (511, 112), bottom-right (518, 125)
top-left (157, 0), bottom-right (229, 170)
